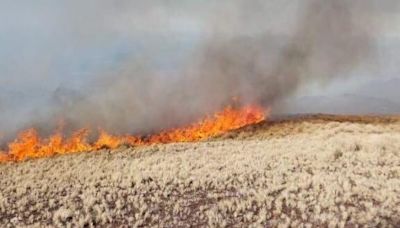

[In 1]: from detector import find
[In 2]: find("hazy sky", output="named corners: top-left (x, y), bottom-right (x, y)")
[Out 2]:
top-left (1, 1), bottom-right (399, 92)
top-left (1, 0), bottom-right (400, 138)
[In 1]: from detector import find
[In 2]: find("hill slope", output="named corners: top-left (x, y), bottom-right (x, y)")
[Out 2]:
top-left (0, 115), bottom-right (399, 227)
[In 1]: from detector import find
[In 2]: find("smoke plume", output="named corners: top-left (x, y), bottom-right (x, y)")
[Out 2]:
top-left (0, 0), bottom-right (393, 143)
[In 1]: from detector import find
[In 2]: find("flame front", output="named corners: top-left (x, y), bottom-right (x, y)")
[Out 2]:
top-left (0, 105), bottom-right (266, 162)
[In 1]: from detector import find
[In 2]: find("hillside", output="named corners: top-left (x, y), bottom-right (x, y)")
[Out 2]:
top-left (0, 115), bottom-right (399, 227)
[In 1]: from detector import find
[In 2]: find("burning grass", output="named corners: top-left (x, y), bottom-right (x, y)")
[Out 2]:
top-left (0, 105), bottom-right (265, 162)
top-left (0, 115), bottom-right (399, 227)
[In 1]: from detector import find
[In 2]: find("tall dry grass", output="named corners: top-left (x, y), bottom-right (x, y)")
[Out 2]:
top-left (0, 115), bottom-right (399, 227)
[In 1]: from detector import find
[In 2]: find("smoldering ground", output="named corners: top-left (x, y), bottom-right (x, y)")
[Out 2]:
top-left (0, 0), bottom-right (394, 144)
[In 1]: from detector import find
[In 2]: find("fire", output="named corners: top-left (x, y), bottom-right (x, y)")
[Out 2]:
top-left (0, 105), bottom-right (266, 162)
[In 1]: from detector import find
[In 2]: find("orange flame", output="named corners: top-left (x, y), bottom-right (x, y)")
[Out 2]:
top-left (0, 105), bottom-right (265, 162)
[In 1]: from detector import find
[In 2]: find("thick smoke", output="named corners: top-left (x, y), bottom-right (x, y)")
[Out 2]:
top-left (192, 0), bottom-right (375, 107)
top-left (0, 0), bottom-right (393, 143)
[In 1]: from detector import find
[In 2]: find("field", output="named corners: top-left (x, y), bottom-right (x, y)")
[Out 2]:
top-left (0, 115), bottom-right (399, 227)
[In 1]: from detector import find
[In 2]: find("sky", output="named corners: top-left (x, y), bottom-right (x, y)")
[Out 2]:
top-left (1, 1), bottom-right (399, 91)
top-left (0, 0), bottom-right (400, 138)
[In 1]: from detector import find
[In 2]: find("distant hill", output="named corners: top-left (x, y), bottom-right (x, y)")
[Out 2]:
top-left (277, 77), bottom-right (400, 115)
top-left (353, 78), bottom-right (400, 104)
top-left (278, 94), bottom-right (400, 115)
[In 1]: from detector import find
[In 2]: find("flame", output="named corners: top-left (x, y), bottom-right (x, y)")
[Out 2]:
top-left (0, 104), bottom-right (266, 162)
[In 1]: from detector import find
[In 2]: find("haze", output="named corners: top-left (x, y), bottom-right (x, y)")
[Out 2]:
top-left (0, 0), bottom-right (399, 142)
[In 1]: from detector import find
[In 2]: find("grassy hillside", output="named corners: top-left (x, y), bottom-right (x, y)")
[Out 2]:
top-left (0, 115), bottom-right (399, 227)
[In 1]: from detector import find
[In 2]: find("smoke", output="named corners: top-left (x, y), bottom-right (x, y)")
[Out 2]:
top-left (0, 0), bottom-right (393, 142)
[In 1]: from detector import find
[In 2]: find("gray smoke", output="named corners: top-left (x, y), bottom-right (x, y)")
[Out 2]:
top-left (0, 0), bottom-right (394, 143)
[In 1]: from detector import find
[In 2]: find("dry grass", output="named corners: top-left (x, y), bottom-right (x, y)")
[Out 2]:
top-left (0, 114), bottom-right (399, 227)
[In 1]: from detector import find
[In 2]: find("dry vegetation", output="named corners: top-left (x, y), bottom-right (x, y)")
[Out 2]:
top-left (0, 115), bottom-right (399, 227)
